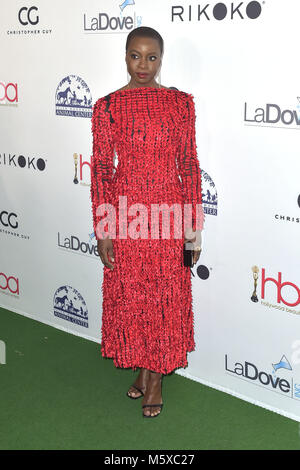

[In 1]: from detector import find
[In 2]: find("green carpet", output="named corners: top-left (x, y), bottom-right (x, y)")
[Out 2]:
top-left (0, 306), bottom-right (299, 450)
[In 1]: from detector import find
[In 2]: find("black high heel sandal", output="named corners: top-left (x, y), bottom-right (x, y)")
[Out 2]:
top-left (142, 373), bottom-right (163, 418)
top-left (127, 384), bottom-right (145, 400)
top-left (142, 403), bottom-right (164, 418)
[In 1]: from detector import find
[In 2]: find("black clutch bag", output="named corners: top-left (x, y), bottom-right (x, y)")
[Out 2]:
top-left (183, 242), bottom-right (194, 267)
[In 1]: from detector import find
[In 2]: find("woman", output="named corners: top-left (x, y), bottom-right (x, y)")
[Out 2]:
top-left (90, 26), bottom-right (204, 418)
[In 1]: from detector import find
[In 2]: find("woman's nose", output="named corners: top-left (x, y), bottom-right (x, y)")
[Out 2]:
top-left (139, 58), bottom-right (147, 68)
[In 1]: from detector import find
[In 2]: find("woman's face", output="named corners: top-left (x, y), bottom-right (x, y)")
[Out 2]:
top-left (126, 36), bottom-right (162, 87)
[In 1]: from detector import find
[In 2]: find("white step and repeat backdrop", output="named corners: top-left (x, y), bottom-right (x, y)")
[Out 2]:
top-left (1, 0), bottom-right (300, 422)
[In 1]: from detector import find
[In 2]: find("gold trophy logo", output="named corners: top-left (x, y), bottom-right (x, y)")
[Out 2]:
top-left (251, 265), bottom-right (259, 302)
top-left (73, 153), bottom-right (78, 184)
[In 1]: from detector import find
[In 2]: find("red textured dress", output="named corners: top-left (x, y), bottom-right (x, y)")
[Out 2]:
top-left (90, 86), bottom-right (204, 375)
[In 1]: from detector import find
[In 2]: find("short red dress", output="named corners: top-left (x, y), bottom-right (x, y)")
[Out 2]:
top-left (90, 86), bottom-right (204, 375)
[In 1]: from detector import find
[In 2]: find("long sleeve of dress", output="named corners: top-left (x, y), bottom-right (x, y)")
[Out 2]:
top-left (177, 94), bottom-right (205, 236)
top-left (90, 97), bottom-right (115, 240)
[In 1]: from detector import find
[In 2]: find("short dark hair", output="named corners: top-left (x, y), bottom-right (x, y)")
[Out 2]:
top-left (126, 26), bottom-right (164, 56)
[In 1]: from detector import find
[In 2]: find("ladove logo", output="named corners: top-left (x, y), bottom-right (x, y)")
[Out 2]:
top-left (83, 0), bottom-right (142, 33)
top-left (225, 354), bottom-right (296, 397)
top-left (244, 100), bottom-right (300, 128)
top-left (57, 232), bottom-right (99, 258)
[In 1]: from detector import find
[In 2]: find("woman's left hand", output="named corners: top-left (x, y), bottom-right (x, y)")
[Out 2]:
top-left (192, 246), bottom-right (202, 265)
top-left (184, 229), bottom-right (202, 266)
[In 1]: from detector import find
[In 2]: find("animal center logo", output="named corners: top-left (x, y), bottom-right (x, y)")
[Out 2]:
top-left (55, 75), bottom-right (92, 118)
top-left (53, 285), bottom-right (88, 327)
top-left (201, 169), bottom-right (218, 216)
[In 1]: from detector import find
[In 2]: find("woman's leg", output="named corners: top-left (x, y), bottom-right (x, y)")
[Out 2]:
top-left (142, 370), bottom-right (163, 417)
top-left (127, 367), bottom-right (150, 397)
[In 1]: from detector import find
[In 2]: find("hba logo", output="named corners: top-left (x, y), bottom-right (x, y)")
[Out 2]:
top-left (171, 1), bottom-right (263, 22)
top-left (0, 272), bottom-right (19, 295)
top-left (251, 266), bottom-right (300, 312)
top-left (0, 82), bottom-right (18, 106)
top-left (261, 269), bottom-right (300, 307)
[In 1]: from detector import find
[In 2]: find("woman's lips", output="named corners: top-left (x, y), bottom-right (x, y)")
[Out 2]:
top-left (137, 73), bottom-right (149, 78)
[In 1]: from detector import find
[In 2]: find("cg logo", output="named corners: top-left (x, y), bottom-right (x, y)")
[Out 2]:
top-left (0, 83), bottom-right (18, 103)
top-left (0, 273), bottom-right (19, 295)
top-left (0, 211), bottom-right (18, 229)
top-left (18, 6), bottom-right (39, 26)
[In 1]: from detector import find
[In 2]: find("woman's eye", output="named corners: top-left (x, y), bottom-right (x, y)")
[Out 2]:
top-left (130, 54), bottom-right (157, 61)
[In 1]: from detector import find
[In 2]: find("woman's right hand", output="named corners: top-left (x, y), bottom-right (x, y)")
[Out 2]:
top-left (97, 238), bottom-right (114, 270)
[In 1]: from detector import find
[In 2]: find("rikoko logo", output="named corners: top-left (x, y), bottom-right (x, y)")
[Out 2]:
top-left (171, 1), bottom-right (262, 22)
top-left (0, 153), bottom-right (46, 171)
top-left (0, 272), bottom-right (19, 295)
top-left (0, 82), bottom-right (18, 106)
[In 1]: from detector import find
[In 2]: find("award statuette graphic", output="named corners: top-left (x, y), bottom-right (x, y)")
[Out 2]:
top-left (251, 265), bottom-right (259, 302)
top-left (73, 153), bottom-right (78, 184)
